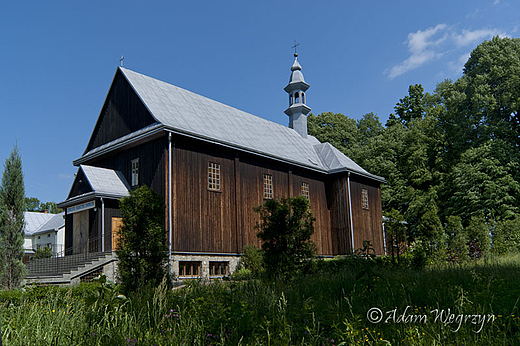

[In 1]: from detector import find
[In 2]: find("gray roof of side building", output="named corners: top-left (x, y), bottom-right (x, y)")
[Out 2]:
top-left (77, 67), bottom-right (384, 182)
top-left (24, 212), bottom-right (64, 236)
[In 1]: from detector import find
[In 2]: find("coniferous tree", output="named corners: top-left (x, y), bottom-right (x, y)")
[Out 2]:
top-left (0, 146), bottom-right (27, 289)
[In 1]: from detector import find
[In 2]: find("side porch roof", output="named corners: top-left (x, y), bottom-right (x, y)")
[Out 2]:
top-left (58, 165), bottom-right (130, 208)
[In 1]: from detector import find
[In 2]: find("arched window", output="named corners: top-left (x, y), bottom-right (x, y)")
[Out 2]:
top-left (295, 92), bottom-right (300, 103)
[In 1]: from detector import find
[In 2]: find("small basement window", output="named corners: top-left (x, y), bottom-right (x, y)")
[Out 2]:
top-left (301, 182), bottom-right (309, 199)
top-left (131, 158), bottom-right (139, 186)
top-left (362, 188), bottom-right (369, 210)
top-left (263, 174), bottom-right (273, 199)
top-left (209, 261), bottom-right (229, 276)
top-left (208, 162), bottom-right (221, 191)
top-left (179, 261), bottom-right (201, 277)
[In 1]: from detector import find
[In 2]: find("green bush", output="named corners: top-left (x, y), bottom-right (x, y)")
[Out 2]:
top-left (493, 215), bottom-right (520, 255)
top-left (117, 185), bottom-right (169, 292)
top-left (238, 245), bottom-right (264, 278)
top-left (255, 196), bottom-right (316, 280)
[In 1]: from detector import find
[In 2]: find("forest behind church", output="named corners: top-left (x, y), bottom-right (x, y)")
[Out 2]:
top-left (308, 36), bottom-right (520, 261)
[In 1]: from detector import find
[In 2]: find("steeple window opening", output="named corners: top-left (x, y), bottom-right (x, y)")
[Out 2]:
top-left (290, 94), bottom-right (293, 105)
top-left (295, 92), bottom-right (300, 103)
top-left (302, 92), bottom-right (305, 104)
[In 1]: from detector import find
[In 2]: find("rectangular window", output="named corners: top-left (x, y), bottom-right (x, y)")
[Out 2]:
top-left (362, 188), bottom-right (369, 210)
top-left (301, 182), bottom-right (309, 199)
top-left (209, 261), bottom-right (229, 276)
top-left (131, 159), bottom-right (139, 186)
top-left (208, 162), bottom-right (221, 191)
top-left (179, 261), bottom-right (201, 277)
top-left (263, 174), bottom-right (273, 199)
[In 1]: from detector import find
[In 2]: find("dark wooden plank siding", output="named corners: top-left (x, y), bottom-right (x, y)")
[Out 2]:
top-left (238, 155), bottom-right (293, 252)
top-left (350, 176), bottom-right (384, 255)
top-left (291, 171), bottom-right (332, 255)
top-left (65, 213), bottom-right (73, 255)
top-left (327, 176), bottom-right (352, 255)
top-left (173, 139), bottom-right (237, 253)
top-left (87, 136), bottom-right (168, 198)
top-left (170, 138), bottom-right (334, 256)
top-left (86, 70), bottom-right (157, 152)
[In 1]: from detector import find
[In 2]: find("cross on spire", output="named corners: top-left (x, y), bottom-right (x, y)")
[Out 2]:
top-left (120, 54), bottom-right (125, 67)
top-left (292, 41), bottom-right (300, 56)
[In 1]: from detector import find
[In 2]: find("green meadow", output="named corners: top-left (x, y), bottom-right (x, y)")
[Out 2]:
top-left (1, 255), bottom-right (519, 346)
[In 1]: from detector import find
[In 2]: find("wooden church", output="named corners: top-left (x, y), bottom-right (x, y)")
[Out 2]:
top-left (58, 54), bottom-right (385, 278)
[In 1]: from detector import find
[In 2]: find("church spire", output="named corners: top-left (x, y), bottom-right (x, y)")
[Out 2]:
top-left (284, 53), bottom-right (311, 138)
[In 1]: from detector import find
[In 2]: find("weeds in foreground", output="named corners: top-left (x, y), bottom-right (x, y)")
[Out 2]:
top-left (1, 254), bottom-right (519, 345)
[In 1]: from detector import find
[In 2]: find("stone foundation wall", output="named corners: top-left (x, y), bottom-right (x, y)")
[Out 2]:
top-left (170, 253), bottom-right (241, 281)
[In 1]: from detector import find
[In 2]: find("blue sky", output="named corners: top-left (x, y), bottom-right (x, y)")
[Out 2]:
top-left (1, 0), bottom-right (518, 203)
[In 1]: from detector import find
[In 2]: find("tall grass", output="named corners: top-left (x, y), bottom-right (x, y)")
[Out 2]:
top-left (1, 254), bottom-right (519, 345)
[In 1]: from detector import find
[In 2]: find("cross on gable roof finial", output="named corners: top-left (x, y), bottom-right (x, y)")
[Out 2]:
top-left (292, 41), bottom-right (300, 57)
top-left (120, 54), bottom-right (125, 67)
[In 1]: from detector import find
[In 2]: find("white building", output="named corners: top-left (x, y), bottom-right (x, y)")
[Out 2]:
top-left (24, 212), bottom-right (65, 258)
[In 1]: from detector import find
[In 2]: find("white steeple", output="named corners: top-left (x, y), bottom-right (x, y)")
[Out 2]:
top-left (284, 53), bottom-right (311, 138)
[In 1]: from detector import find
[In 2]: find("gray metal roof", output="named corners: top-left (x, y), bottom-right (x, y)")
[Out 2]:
top-left (81, 165), bottom-right (131, 197)
top-left (33, 212), bottom-right (65, 235)
top-left (58, 165), bottom-right (131, 208)
top-left (24, 212), bottom-right (64, 236)
top-left (78, 67), bottom-right (384, 182)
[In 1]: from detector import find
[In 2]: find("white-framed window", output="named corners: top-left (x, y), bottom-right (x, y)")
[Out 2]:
top-left (263, 174), bottom-right (273, 199)
top-left (208, 162), bottom-right (221, 191)
top-left (301, 182), bottom-right (309, 199)
top-left (362, 188), bottom-right (369, 210)
top-left (131, 158), bottom-right (139, 186)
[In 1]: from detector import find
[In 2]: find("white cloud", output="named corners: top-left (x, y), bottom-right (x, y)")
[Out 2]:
top-left (493, 0), bottom-right (500, 5)
top-left (387, 25), bottom-right (508, 79)
top-left (466, 8), bottom-right (481, 19)
top-left (453, 28), bottom-right (506, 47)
top-left (388, 24), bottom-right (448, 79)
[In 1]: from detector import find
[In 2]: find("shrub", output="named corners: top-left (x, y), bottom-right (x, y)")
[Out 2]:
top-left (255, 196), bottom-right (316, 280)
top-left (493, 215), bottom-right (520, 255)
top-left (117, 185), bottom-right (169, 292)
top-left (239, 245), bottom-right (264, 278)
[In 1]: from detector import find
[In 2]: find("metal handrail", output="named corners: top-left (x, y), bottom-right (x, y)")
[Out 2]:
top-left (26, 235), bottom-right (109, 277)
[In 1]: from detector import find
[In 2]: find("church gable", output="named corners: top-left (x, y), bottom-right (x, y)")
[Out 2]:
top-left (67, 168), bottom-right (93, 200)
top-left (85, 69), bottom-right (157, 153)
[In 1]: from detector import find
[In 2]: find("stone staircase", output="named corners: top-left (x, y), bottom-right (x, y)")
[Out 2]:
top-left (24, 252), bottom-right (117, 285)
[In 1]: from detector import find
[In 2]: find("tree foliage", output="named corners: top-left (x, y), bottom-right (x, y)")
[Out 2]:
top-left (117, 185), bottom-right (168, 292)
top-left (25, 197), bottom-right (62, 213)
top-left (308, 36), bottom-right (520, 261)
top-left (0, 146), bottom-right (27, 289)
top-left (255, 196), bottom-right (316, 280)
